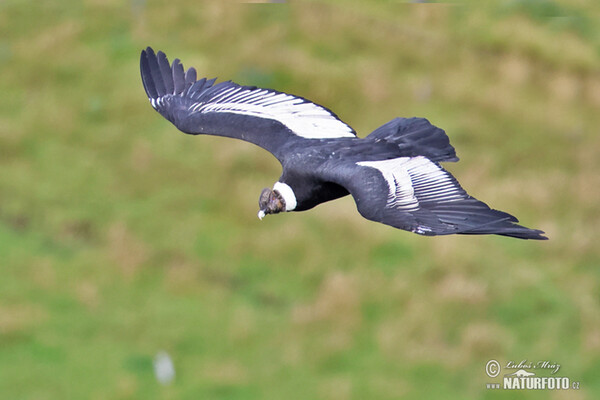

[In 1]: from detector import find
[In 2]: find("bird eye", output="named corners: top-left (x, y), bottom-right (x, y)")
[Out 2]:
top-left (259, 188), bottom-right (272, 207)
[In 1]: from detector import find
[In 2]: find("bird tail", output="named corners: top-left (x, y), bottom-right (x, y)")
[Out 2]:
top-left (367, 117), bottom-right (459, 163)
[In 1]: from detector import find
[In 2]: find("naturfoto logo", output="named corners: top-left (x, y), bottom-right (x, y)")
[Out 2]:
top-left (485, 359), bottom-right (580, 391)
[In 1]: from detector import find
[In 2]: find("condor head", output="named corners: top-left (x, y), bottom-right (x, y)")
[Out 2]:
top-left (257, 188), bottom-right (286, 220)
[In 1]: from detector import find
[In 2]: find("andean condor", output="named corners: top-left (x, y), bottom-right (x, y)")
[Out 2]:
top-left (140, 47), bottom-right (546, 240)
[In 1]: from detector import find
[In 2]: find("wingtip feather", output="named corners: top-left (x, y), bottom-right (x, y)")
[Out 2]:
top-left (157, 50), bottom-right (174, 95)
top-left (141, 47), bottom-right (199, 101)
top-left (140, 48), bottom-right (158, 99)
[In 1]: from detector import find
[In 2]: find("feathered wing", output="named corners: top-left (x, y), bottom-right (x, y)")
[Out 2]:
top-left (321, 156), bottom-right (547, 239)
top-left (140, 47), bottom-right (356, 160)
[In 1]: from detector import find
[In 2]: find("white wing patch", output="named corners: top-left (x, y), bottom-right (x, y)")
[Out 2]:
top-left (188, 87), bottom-right (355, 139)
top-left (357, 156), bottom-right (464, 211)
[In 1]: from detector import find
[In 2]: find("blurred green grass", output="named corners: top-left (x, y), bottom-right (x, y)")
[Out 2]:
top-left (1, 1), bottom-right (599, 399)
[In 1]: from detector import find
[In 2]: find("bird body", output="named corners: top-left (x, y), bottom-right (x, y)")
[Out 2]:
top-left (140, 47), bottom-right (547, 240)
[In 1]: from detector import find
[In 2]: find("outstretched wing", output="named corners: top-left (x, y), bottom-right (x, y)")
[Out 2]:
top-left (140, 47), bottom-right (356, 160)
top-left (322, 156), bottom-right (547, 239)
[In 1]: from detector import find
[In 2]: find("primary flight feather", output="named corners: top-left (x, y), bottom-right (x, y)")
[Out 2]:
top-left (140, 47), bottom-right (547, 240)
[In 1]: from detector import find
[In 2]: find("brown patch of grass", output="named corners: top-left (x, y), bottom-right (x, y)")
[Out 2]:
top-left (486, 15), bottom-right (597, 70)
top-left (107, 222), bottom-right (149, 279)
top-left (459, 321), bottom-right (511, 357)
top-left (430, 235), bottom-right (474, 268)
top-left (369, 376), bottom-right (410, 400)
top-left (318, 375), bottom-right (352, 400)
top-left (358, 60), bottom-right (392, 104)
top-left (30, 258), bottom-right (57, 290)
top-left (483, 171), bottom-right (558, 211)
top-left (200, 359), bottom-right (248, 385)
top-left (0, 303), bottom-right (47, 335)
top-left (376, 298), bottom-right (456, 366)
top-left (550, 69), bottom-right (582, 102)
top-left (164, 254), bottom-right (202, 293)
top-left (584, 327), bottom-right (600, 353)
top-left (584, 75), bottom-right (600, 107)
top-left (14, 19), bottom-right (83, 59)
top-left (74, 280), bottom-right (100, 310)
top-left (292, 272), bottom-right (360, 329)
top-left (436, 273), bottom-right (488, 305)
top-left (59, 220), bottom-right (95, 244)
top-left (130, 139), bottom-right (154, 173)
top-left (292, 272), bottom-right (361, 355)
top-left (499, 53), bottom-right (533, 86)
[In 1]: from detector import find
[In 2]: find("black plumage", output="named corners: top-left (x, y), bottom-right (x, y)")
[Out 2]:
top-left (140, 47), bottom-right (547, 240)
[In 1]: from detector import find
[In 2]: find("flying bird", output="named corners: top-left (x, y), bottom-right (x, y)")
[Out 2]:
top-left (140, 47), bottom-right (546, 240)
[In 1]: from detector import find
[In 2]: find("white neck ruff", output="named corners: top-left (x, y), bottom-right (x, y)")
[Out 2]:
top-left (273, 182), bottom-right (297, 211)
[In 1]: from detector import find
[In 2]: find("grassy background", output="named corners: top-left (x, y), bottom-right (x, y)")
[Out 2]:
top-left (1, 0), bottom-right (599, 399)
